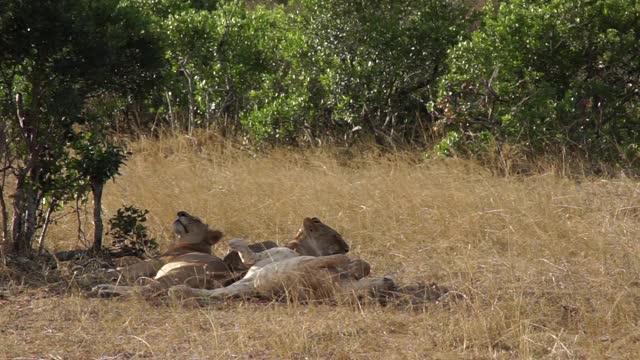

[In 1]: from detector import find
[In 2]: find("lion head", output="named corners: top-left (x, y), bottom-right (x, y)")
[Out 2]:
top-left (170, 211), bottom-right (223, 252)
top-left (287, 217), bottom-right (350, 256)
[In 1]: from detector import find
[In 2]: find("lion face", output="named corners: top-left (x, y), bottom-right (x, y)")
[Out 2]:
top-left (293, 217), bottom-right (350, 256)
top-left (173, 211), bottom-right (223, 246)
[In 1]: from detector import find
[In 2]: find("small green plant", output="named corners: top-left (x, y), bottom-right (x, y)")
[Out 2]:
top-left (107, 206), bottom-right (159, 258)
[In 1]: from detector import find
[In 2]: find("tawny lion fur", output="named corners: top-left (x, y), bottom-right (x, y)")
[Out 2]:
top-left (168, 220), bottom-right (391, 302)
top-left (91, 214), bottom-right (364, 298)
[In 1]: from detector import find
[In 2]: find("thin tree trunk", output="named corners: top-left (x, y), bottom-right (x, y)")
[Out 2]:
top-left (165, 91), bottom-right (175, 132)
top-left (216, 2), bottom-right (240, 136)
top-left (204, 92), bottom-right (211, 130)
top-left (0, 188), bottom-right (7, 261)
top-left (183, 67), bottom-right (195, 136)
top-left (0, 120), bottom-right (7, 253)
top-left (37, 201), bottom-right (56, 254)
top-left (24, 167), bottom-right (40, 251)
top-left (91, 182), bottom-right (104, 253)
top-left (0, 160), bottom-right (9, 257)
top-left (75, 198), bottom-right (87, 247)
top-left (11, 172), bottom-right (27, 255)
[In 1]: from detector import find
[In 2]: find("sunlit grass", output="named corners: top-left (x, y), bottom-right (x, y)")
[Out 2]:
top-left (2, 132), bottom-right (640, 358)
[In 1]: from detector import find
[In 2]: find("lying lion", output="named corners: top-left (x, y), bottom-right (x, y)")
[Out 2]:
top-left (168, 238), bottom-right (392, 302)
top-left (91, 213), bottom-right (358, 297)
top-left (168, 234), bottom-right (392, 303)
top-left (222, 216), bottom-right (353, 272)
top-left (87, 211), bottom-right (244, 296)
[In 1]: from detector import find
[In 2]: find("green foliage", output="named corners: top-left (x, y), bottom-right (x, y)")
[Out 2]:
top-left (71, 132), bottom-right (129, 188)
top-left (132, 0), bottom-right (220, 17)
top-left (1, 0), bottom-right (165, 116)
top-left (238, 6), bottom-right (316, 142)
top-left (0, 0), bottom-right (164, 160)
top-left (144, 1), bottom-right (313, 141)
top-left (135, 0), bottom-right (471, 143)
top-left (439, 0), bottom-right (640, 167)
top-left (144, 1), bottom-right (258, 131)
top-left (108, 206), bottom-right (159, 257)
top-left (434, 131), bottom-right (462, 157)
top-left (0, 0), bottom-right (165, 254)
top-left (300, 0), bottom-right (471, 144)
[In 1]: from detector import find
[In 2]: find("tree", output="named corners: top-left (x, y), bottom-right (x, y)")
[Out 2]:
top-left (71, 132), bottom-right (129, 252)
top-left (0, 0), bottom-right (165, 256)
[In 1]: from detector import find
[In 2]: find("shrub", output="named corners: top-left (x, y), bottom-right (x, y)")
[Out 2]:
top-left (301, 0), bottom-right (471, 145)
top-left (438, 0), bottom-right (640, 168)
top-left (108, 206), bottom-right (158, 258)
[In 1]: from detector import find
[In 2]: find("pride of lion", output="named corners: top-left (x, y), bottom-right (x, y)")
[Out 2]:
top-left (88, 211), bottom-right (450, 305)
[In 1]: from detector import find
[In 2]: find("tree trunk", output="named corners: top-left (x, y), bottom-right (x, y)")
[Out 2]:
top-left (0, 123), bottom-right (8, 253)
top-left (9, 185), bottom-right (25, 255)
top-left (9, 87), bottom-right (43, 256)
top-left (0, 185), bottom-right (8, 259)
top-left (184, 68), bottom-right (195, 136)
top-left (10, 175), bottom-right (39, 256)
top-left (91, 182), bottom-right (104, 252)
top-left (165, 91), bottom-right (176, 132)
top-left (24, 169), bottom-right (39, 250)
top-left (0, 162), bottom-right (9, 257)
top-left (37, 201), bottom-right (56, 254)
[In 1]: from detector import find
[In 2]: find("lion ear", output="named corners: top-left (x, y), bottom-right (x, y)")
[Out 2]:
top-left (205, 230), bottom-right (223, 246)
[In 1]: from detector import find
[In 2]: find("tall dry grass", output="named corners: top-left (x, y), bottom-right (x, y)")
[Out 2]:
top-left (2, 133), bottom-right (640, 358)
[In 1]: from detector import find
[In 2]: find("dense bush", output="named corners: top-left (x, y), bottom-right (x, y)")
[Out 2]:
top-left (135, 0), bottom-right (471, 144)
top-left (300, 0), bottom-right (470, 145)
top-left (138, 1), bottom-right (311, 140)
top-left (438, 0), bottom-right (639, 167)
top-left (238, 7), bottom-right (317, 142)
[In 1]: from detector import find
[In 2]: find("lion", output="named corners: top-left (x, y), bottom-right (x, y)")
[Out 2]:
top-left (222, 216), bottom-right (351, 272)
top-left (168, 228), bottom-right (390, 303)
top-left (91, 214), bottom-right (358, 298)
top-left (90, 211), bottom-right (274, 296)
top-left (285, 217), bottom-right (351, 256)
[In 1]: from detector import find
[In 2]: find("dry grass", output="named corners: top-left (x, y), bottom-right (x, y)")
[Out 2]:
top-left (2, 133), bottom-right (640, 359)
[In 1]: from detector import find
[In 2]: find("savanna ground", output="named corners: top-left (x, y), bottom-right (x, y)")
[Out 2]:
top-left (2, 134), bottom-right (640, 359)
